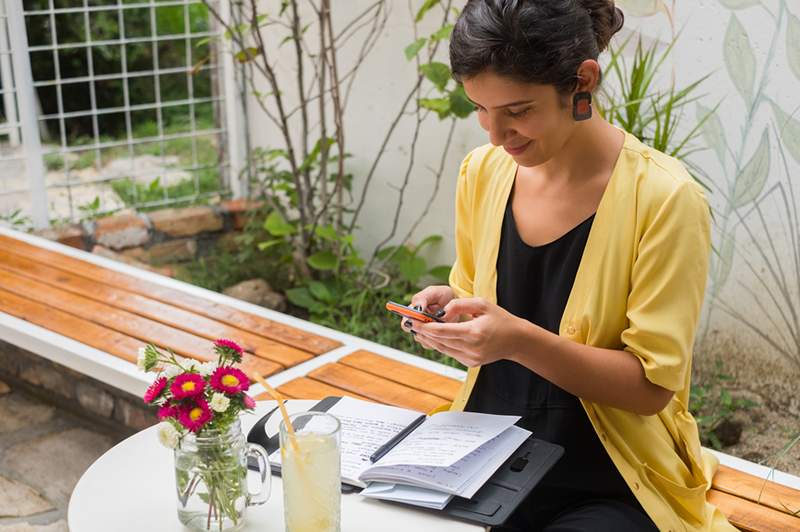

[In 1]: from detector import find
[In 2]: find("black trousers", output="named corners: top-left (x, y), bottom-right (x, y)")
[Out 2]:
top-left (491, 488), bottom-right (659, 532)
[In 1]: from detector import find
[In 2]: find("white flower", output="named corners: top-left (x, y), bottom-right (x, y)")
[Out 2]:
top-left (163, 363), bottom-right (183, 379)
top-left (136, 347), bottom-right (148, 371)
top-left (210, 393), bottom-right (230, 413)
top-left (183, 359), bottom-right (199, 371)
top-left (198, 361), bottom-right (217, 376)
top-left (157, 422), bottom-right (181, 449)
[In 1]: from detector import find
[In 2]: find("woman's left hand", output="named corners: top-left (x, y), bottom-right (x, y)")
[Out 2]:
top-left (412, 297), bottom-right (528, 367)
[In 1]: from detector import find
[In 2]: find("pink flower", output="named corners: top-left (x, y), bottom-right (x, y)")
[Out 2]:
top-left (214, 339), bottom-right (244, 355)
top-left (143, 377), bottom-right (167, 404)
top-left (210, 367), bottom-right (249, 394)
top-left (170, 373), bottom-right (206, 400)
top-left (242, 394), bottom-right (256, 409)
top-left (158, 403), bottom-right (179, 420)
top-left (178, 397), bottom-right (213, 433)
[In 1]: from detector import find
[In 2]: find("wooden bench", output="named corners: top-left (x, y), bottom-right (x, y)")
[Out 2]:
top-left (0, 227), bottom-right (797, 531)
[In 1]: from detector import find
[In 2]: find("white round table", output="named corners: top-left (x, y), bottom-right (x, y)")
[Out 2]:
top-left (68, 400), bottom-right (486, 532)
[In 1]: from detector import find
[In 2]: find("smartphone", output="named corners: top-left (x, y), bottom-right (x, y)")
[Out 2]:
top-left (385, 301), bottom-right (444, 323)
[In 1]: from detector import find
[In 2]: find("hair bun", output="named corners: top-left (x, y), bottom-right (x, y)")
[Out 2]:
top-left (579, 0), bottom-right (625, 52)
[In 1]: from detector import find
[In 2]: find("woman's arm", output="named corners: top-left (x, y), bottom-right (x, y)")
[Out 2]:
top-left (413, 297), bottom-right (674, 416)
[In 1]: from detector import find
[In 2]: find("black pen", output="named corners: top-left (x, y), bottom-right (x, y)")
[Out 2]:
top-left (369, 414), bottom-right (427, 463)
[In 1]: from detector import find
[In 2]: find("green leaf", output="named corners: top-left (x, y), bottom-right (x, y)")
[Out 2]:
top-left (376, 245), bottom-right (399, 261)
top-left (404, 38), bottom-right (427, 61)
top-left (419, 62), bottom-right (451, 92)
top-left (769, 102), bottom-right (800, 165)
top-left (308, 281), bottom-right (334, 303)
top-left (616, 0), bottom-right (663, 17)
top-left (789, 14), bottom-right (800, 82)
top-left (398, 256), bottom-right (427, 283)
top-left (308, 250), bottom-right (338, 270)
top-left (235, 47), bottom-right (260, 63)
top-left (719, 0), bottom-right (760, 8)
top-left (732, 130), bottom-right (770, 208)
top-left (712, 232), bottom-right (736, 289)
top-left (415, 0), bottom-right (440, 22)
top-left (286, 287), bottom-right (316, 309)
top-left (428, 265), bottom-right (451, 284)
top-left (314, 224), bottom-right (339, 242)
top-left (723, 14), bottom-right (756, 106)
top-left (257, 239), bottom-right (283, 251)
top-left (430, 24), bottom-right (453, 41)
top-left (696, 103), bottom-right (727, 166)
top-left (420, 97), bottom-right (451, 119)
top-left (449, 85), bottom-right (474, 118)
top-left (263, 211), bottom-right (295, 236)
top-left (413, 234), bottom-right (442, 255)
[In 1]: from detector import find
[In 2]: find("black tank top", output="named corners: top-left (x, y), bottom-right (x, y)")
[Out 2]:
top-left (465, 189), bottom-right (640, 505)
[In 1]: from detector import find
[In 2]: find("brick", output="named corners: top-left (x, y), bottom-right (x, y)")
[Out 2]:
top-left (216, 231), bottom-right (241, 252)
top-left (0, 379), bottom-right (9, 396)
top-left (220, 199), bottom-right (264, 230)
top-left (114, 398), bottom-right (157, 432)
top-left (19, 365), bottom-right (74, 400)
top-left (92, 245), bottom-right (174, 277)
top-left (76, 382), bottom-right (115, 418)
top-left (33, 223), bottom-right (86, 250)
top-left (121, 238), bottom-right (197, 265)
top-left (94, 213), bottom-right (150, 250)
top-left (148, 206), bottom-right (223, 237)
top-left (0, 392), bottom-right (55, 433)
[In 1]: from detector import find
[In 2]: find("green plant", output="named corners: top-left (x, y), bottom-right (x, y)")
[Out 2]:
top-left (598, 33), bottom-right (716, 190)
top-left (689, 357), bottom-right (757, 450)
top-left (77, 196), bottom-right (102, 222)
top-left (0, 209), bottom-right (32, 229)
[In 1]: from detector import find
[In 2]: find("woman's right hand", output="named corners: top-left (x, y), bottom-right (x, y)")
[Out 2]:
top-left (400, 285), bottom-right (457, 334)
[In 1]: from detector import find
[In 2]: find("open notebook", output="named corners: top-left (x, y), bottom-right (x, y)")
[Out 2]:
top-left (257, 396), bottom-right (531, 510)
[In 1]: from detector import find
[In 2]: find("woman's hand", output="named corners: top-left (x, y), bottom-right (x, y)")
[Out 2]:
top-left (399, 285), bottom-right (457, 334)
top-left (412, 297), bottom-right (528, 368)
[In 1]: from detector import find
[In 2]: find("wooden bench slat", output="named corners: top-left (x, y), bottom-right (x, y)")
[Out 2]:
top-left (0, 269), bottom-right (281, 378)
top-left (707, 488), bottom-right (800, 532)
top-left (308, 363), bottom-right (447, 413)
top-left (0, 250), bottom-right (313, 368)
top-left (339, 350), bottom-right (462, 401)
top-left (254, 377), bottom-right (372, 402)
top-left (0, 287), bottom-right (145, 364)
top-left (712, 465), bottom-right (800, 517)
top-left (0, 234), bottom-right (341, 355)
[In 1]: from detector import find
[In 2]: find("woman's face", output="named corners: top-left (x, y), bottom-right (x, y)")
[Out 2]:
top-left (462, 70), bottom-right (576, 168)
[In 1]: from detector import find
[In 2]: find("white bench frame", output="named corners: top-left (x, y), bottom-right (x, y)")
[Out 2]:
top-left (1, 226), bottom-right (798, 492)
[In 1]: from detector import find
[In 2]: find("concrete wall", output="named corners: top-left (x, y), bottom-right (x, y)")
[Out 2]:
top-left (245, 1), bottom-right (800, 380)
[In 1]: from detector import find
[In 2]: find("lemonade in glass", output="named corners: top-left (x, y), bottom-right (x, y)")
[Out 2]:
top-left (279, 411), bottom-right (341, 532)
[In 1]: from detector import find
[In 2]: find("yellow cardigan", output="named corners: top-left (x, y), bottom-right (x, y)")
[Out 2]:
top-left (446, 131), bottom-right (736, 531)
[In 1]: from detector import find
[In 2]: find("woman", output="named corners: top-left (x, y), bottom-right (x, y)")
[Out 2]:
top-left (400, 1), bottom-right (737, 530)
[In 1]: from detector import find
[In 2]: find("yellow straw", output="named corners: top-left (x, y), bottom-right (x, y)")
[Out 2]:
top-left (252, 372), bottom-right (299, 452)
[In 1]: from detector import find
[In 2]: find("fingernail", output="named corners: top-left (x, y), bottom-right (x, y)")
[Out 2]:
top-left (413, 304), bottom-right (422, 311)
top-left (434, 309), bottom-right (446, 318)
top-left (404, 319), bottom-right (413, 328)
top-left (410, 330), bottom-right (417, 336)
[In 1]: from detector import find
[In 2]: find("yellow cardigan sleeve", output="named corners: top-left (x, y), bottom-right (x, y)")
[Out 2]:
top-left (621, 181), bottom-right (712, 392)
top-left (449, 150), bottom-right (476, 299)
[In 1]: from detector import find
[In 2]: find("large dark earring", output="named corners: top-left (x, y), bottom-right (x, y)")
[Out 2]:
top-left (572, 91), bottom-right (592, 121)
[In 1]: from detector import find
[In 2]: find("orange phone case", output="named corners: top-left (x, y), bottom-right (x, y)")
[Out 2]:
top-left (385, 301), bottom-right (443, 323)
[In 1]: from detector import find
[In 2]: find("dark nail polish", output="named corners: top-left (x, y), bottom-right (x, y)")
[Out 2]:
top-left (410, 330), bottom-right (417, 336)
top-left (404, 319), bottom-right (413, 328)
top-left (413, 304), bottom-right (422, 311)
top-left (434, 309), bottom-right (446, 318)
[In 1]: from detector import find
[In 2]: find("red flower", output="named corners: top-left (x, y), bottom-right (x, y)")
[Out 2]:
top-left (178, 397), bottom-right (213, 433)
top-left (210, 367), bottom-right (249, 394)
top-left (143, 377), bottom-right (167, 404)
top-left (242, 394), bottom-right (256, 409)
top-left (158, 403), bottom-right (179, 420)
top-left (214, 339), bottom-right (244, 355)
top-left (170, 373), bottom-right (206, 400)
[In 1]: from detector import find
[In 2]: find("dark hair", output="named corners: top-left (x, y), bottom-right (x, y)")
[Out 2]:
top-left (450, 0), bottom-right (624, 95)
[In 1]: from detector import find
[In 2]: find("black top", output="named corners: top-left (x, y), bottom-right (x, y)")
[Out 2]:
top-left (465, 189), bottom-right (645, 524)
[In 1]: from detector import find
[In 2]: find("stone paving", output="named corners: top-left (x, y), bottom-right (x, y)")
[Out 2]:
top-left (0, 380), bottom-right (125, 531)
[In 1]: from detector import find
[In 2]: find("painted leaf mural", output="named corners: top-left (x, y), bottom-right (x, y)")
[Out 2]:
top-left (788, 13), bottom-right (800, 82)
top-left (769, 102), bottom-right (800, 166)
top-left (697, 103), bottom-right (727, 167)
top-left (712, 232), bottom-right (736, 290)
top-left (732, 130), bottom-right (770, 208)
top-left (723, 14), bottom-right (756, 106)
top-left (718, 0), bottom-right (760, 9)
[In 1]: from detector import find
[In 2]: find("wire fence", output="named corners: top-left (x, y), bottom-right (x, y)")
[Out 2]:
top-left (0, 0), bottom-right (242, 229)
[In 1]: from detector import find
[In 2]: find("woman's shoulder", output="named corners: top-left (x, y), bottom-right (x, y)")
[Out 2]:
top-left (458, 143), bottom-right (513, 188)
top-left (619, 132), bottom-right (708, 210)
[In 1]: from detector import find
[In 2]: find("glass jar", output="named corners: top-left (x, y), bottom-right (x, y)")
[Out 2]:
top-left (174, 418), bottom-right (270, 531)
top-left (280, 411), bottom-right (341, 532)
